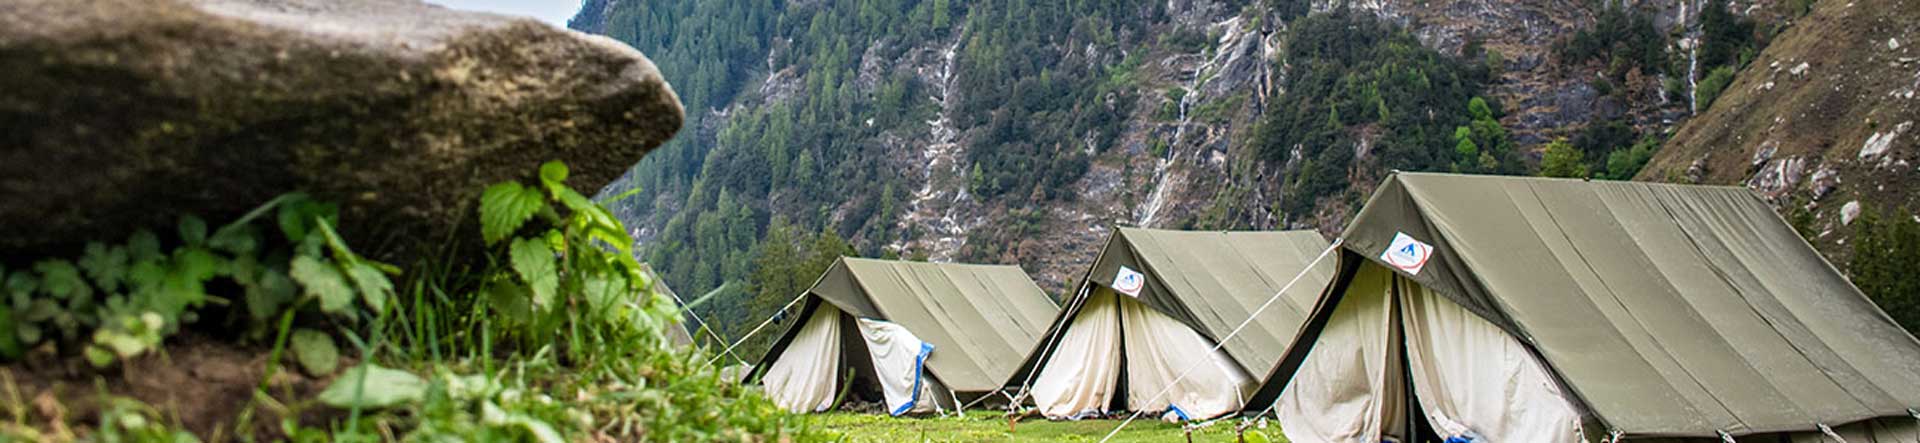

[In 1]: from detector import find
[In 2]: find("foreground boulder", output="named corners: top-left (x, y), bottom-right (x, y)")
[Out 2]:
top-left (0, 0), bottom-right (682, 258)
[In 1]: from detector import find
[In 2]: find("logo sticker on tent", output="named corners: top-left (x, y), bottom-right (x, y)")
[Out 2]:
top-left (1380, 232), bottom-right (1433, 275)
top-left (1112, 266), bottom-right (1146, 298)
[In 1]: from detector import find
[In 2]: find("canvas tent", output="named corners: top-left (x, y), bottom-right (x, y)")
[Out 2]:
top-left (1005, 228), bottom-right (1335, 421)
top-left (746, 258), bottom-right (1060, 415)
top-left (1248, 172), bottom-right (1920, 442)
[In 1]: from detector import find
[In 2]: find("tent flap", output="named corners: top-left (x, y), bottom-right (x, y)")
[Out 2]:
top-left (1120, 290), bottom-right (1256, 420)
top-left (1030, 290), bottom-right (1123, 418)
top-left (855, 318), bottom-right (939, 415)
top-left (761, 304), bottom-right (843, 413)
top-left (1017, 229), bottom-right (1335, 419)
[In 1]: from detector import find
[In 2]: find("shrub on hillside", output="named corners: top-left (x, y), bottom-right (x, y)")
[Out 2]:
top-left (1851, 207), bottom-right (1920, 334)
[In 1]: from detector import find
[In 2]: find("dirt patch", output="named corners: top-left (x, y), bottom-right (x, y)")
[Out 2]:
top-left (2, 333), bottom-right (344, 441)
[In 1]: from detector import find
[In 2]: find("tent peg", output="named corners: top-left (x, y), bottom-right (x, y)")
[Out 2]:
top-left (1717, 430), bottom-right (1736, 443)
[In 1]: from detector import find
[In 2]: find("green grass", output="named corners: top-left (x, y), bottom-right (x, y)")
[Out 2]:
top-left (808, 411), bottom-right (1289, 442)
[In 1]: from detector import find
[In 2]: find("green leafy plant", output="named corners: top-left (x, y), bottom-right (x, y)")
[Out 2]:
top-left (0, 193), bottom-right (392, 370)
top-left (1539, 138), bottom-right (1591, 178)
top-left (6, 161), bottom-right (805, 442)
top-left (472, 161), bottom-right (671, 358)
top-left (311, 160), bottom-right (807, 441)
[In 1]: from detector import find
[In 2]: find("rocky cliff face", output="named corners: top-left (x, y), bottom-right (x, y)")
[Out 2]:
top-left (586, 0), bottom-right (1781, 295)
top-left (885, 4), bottom-right (1295, 290)
top-left (1642, 0), bottom-right (1919, 263)
top-left (0, 0), bottom-right (681, 260)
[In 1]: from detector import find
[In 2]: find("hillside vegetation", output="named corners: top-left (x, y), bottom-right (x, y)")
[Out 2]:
top-left (1640, 0), bottom-right (1920, 331)
top-left (566, 0), bottom-right (1900, 353)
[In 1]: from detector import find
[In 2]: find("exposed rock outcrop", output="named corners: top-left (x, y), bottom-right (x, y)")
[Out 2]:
top-left (0, 0), bottom-right (682, 259)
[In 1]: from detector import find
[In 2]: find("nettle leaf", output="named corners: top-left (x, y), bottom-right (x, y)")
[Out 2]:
top-left (178, 215), bottom-right (208, 247)
top-left (509, 237), bottom-right (558, 310)
top-left (480, 182), bottom-right (546, 245)
top-left (79, 243), bottom-right (129, 293)
top-left (346, 263), bottom-right (392, 313)
top-left (290, 255), bottom-right (354, 314)
top-left (34, 260), bottom-right (89, 300)
top-left (290, 328), bottom-right (339, 376)
top-left (581, 272), bottom-right (628, 313)
top-left (485, 282), bottom-right (533, 324)
top-left (319, 363), bottom-right (426, 409)
top-left (246, 268), bottom-right (296, 321)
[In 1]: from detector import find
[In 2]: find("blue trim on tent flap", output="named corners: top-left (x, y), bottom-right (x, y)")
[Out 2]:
top-left (889, 342), bottom-right (936, 416)
top-left (1166, 404), bottom-right (1191, 421)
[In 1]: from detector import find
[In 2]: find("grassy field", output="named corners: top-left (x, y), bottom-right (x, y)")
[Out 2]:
top-left (807, 412), bottom-right (1290, 442)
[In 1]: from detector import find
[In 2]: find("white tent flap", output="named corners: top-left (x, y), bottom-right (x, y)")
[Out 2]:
top-left (1401, 277), bottom-right (1583, 443)
top-left (1032, 289), bottom-right (1124, 419)
top-left (762, 304), bottom-right (843, 413)
top-left (855, 317), bottom-right (939, 416)
top-left (1276, 264), bottom-right (1405, 442)
top-left (1120, 293), bottom-right (1254, 420)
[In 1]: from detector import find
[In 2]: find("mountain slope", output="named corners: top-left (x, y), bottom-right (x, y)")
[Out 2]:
top-left (1641, 0), bottom-right (1919, 262)
top-left (572, 0), bottom-right (1790, 348)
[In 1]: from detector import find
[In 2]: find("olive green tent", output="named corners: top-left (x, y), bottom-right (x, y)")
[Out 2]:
top-left (746, 257), bottom-right (1059, 413)
top-left (1006, 228), bottom-right (1335, 420)
top-left (1249, 172), bottom-right (1920, 442)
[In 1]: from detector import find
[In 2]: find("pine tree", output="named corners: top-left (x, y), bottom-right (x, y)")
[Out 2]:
top-left (1852, 207), bottom-right (1920, 333)
top-left (932, 0), bottom-right (951, 29)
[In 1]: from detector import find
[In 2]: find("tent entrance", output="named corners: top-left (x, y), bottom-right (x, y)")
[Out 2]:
top-left (1275, 263), bottom-right (1584, 442)
top-left (761, 301), bottom-right (958, 415)
top-left (1029, 288), bottom-right (1254, 420)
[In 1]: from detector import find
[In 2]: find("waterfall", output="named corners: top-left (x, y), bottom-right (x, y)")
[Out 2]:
top-left (1136, 18), bottom-right (1240, 227)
